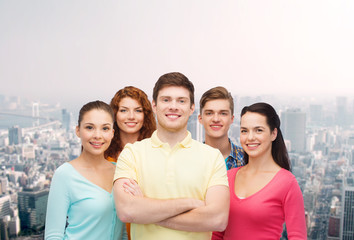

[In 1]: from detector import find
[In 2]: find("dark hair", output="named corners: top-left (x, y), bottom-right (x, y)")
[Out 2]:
top-left (241, 102), bottom-right (291, 171)
top-left (199, 86), bottom-right (234, 114)
top-left (104, 86), bottom-right (156, 160)
top-left (153, 72), bottom-right (195, 106)
top-left (78, 100), bottom-right (114, 127)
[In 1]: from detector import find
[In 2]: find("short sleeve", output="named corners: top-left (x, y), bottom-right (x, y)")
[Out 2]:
top-left (45, 165), bottom-right (71, 240)
top-left (114, 144), bottom-right (138, 182)
top-left (283, 175), bottom-right (307, 239)
top-left (207, 150), bottom-right (229, 189)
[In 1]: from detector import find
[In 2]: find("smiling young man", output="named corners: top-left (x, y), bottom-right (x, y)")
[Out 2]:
top-left (199, 86), bottom-right (244, 170)
top-left (113, 72), bottom-right (229, 240)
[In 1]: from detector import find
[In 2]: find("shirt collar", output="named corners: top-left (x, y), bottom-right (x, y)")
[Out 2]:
top-left (151, 130), bottom-right (192, 148)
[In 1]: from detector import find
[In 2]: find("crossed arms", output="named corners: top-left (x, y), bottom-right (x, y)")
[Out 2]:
top-left (113, 178), bottom-right (229, 232)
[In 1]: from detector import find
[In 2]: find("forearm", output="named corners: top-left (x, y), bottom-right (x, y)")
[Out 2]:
top-left (114, 179), bottom-right (202, 224)
top-left (157, 203), bottom-right (228, 232)
top-left (157, 185), bottom-right (229, 232)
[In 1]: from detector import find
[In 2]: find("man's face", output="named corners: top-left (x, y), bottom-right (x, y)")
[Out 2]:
top-left (198, 99), bottom-right (234, 139)
top-left (153, 86), bottom-right (195, 133)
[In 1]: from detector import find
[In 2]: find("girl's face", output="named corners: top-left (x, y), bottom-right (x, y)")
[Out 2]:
top-left (240, 112), bottom-right (277, 159)
top-left (76, 109), bottom-right (114, 156)
top-left (116, 97), bottom-right (144, 135)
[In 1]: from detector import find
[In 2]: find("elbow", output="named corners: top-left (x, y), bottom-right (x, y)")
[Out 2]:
top-left (212, 213), bottom-right (229, 232)
top-left (117, 210), bottom-right (132, 223)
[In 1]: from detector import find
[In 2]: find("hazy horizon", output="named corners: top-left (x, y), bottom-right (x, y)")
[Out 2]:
top-left (1, 0), bottom-right (354, 108)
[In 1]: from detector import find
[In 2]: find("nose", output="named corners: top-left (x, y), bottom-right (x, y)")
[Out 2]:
top-left (247, 131), bottom-right (255, 140)
top-left (128, 110), bottom-right (135, 119)
top-left (93, 128), bottom-right (102, 139)
top-left (212, 113), bottom-right (220, 122)
top-left (169, 100), bottom-right (177, 110)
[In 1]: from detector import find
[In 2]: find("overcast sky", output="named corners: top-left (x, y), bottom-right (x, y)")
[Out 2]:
top-left (0, 0), bottom-right (353, 108)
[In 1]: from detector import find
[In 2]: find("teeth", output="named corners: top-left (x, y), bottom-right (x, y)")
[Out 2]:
top-left (91, 143), bottom-right (102, 146)
top-left (248, 144), bottom-right (258, 147)
top-left (167, 115), bottom-right (179, 119)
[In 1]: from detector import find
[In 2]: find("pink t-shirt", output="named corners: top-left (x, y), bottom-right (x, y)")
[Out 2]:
top-left (212, 167), bottom-right (307, 240)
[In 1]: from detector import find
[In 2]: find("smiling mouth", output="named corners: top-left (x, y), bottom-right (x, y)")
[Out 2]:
top-left (90, 142), bottom-right (104, 148)
top-left (166, 114), bottom-right (180, 119)
top-left (125, 122), bottom-right (137, 127)
top-left (210, 125), bottom-right (222, 130)
top-left (247, 143), bottom-right (259, 148)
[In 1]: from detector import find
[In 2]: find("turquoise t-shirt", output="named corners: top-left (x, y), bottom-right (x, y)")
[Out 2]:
top-left (45, 162), bottom-right (127, 240)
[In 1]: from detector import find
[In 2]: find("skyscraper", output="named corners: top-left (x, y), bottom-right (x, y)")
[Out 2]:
top-left (281, 109), bottom-right (306, 153)
top-left (336, 96), bottom-right (347, 127)
top-left (17, 188), bottom-right (49, 231)
top-left (62, 109), bottom-right (71, 132)
top-left (341, 171), bottom-right (354, 240)
top-left (8, 126), bottom-right (22, 145)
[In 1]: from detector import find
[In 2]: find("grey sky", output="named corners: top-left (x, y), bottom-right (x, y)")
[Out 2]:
top-left (1, 0), bottom-right (353, 108)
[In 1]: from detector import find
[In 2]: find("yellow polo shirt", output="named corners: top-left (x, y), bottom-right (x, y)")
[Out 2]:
top-left (114, 131), bottom-right (228, 240)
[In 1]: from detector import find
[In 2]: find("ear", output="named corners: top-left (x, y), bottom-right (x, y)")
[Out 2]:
top-left (198, 114), bottom-right (202, 124)
top-left (75, 126), bottom-right (80, 138)
top-left (152, 100), bottom-right (157, 114)
top-left (271, 128), bottom-right (278, 142)
top-left (231, 114), bottom-right (235, 123)
top-left (189, 104), bottom-right (195, 116)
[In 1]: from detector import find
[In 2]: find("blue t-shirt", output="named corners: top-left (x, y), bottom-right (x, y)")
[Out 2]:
top-left (45, 162), bottom-right (127, 240)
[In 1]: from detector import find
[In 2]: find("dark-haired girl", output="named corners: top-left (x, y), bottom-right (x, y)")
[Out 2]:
top-left (212, 102), bottom-right (307, 240)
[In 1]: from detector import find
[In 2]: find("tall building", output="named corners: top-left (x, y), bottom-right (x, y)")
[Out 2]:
top-left (341, 171), bottom-right (354, 240)
top-left (281, 109), bottom-right (306, 153)
top-left (336, 96), bottom-right (347, 127)
top-left (8, 126), bottom-right (22, 145)
top-left (0, 196), bottom-right (11, 219)
top-left (17, 188), bottom-right (49, 231)
top-left (62, 109), bottom-right (71, 131)
top-left (187, 110), bottom-right (198, 140)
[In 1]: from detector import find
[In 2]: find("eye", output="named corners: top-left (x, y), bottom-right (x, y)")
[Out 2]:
top-left (179, 99), bottom-right (185, 104)
top-left (136, 109), bottom-right (143, 113)
top-left (119, 109), bottom-right (127, 112)
top-left (162, 98), bottom-right (169, 102)
top-left (85, 126), bottom-right (93, 130)
top-left (240, 129), bottom-right (247, 133)
top-left (256, 128), bottom-right (263, 133)
top-left (221, 112), bottom-right (228, 116)
top-left (205, 112), bottom-right (212, 116)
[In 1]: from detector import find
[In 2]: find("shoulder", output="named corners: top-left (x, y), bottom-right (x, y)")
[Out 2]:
top-left (192, 139), bottom-right (220, 153)
top-left (275, 169), bottom-right (301, 193)
top-left (53, 162), bottom-right (72, 178)
top-left (227, 166), bottom-right (240, 178)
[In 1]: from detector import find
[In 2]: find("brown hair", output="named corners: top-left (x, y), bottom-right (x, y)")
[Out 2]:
top-left (152, 72), bottom-right (195, 106)
top-left (199, 86), bottom-right (234, 114)
top-left (78, 100), bottom-right (114, 127)
top-left (104, 86), bottom-right (156, 160)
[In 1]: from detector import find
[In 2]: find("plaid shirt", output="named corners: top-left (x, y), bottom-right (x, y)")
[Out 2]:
top-left (226, 139), bottom-right (245, 170)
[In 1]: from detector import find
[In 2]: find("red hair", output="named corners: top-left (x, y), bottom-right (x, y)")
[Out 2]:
top-left (104, 86), bottom-right (156, 160)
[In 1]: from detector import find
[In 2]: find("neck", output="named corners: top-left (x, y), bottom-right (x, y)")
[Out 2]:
top-left (120, 131), bottom-right (140, 147)
top-left (205, 135), bottom-right (231, 159)
top-left (245, 153), bottom-right (279, 172)
top-left (156, 126), bottom-right (188, 148)
top-left (78, 151), bottom-right (106, 168)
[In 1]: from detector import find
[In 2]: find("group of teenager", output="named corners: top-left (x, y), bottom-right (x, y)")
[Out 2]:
top-left (44, 72), bottom-right (307, 240)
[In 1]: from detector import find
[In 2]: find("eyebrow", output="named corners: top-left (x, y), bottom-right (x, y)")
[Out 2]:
top-left (119, 106), bottom-right (143, 109)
